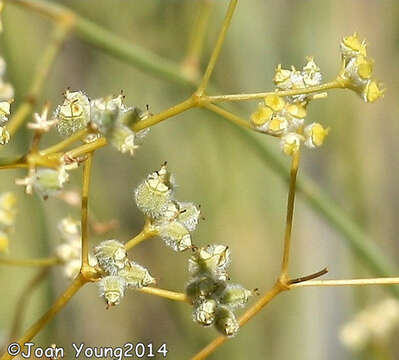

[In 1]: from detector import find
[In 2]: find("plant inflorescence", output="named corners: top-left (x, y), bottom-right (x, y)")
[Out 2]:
top-left (0, 1), bottom-right (396, 359)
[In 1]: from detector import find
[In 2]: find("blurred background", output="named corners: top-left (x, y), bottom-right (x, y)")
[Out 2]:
top-left (0, 0), bottom-right (398, 359)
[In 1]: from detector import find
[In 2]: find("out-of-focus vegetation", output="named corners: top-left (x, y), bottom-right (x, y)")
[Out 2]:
top-left (0, 1), bottom-right (398, 359)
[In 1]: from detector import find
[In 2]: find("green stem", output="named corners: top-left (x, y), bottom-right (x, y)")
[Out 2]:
top-left (10, 0), bottom-right (195, 88)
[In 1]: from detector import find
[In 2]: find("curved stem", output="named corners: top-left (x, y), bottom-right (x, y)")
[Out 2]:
top-left (125, 228), bottom-right (156, 252)
top-left (0, 274), bottom-right (87, 360)
top-left (0, 256), bottom-right (61, 267)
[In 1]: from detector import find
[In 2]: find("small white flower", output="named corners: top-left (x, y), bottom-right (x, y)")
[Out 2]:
top-left (28, 104), bottom-right (57, 132)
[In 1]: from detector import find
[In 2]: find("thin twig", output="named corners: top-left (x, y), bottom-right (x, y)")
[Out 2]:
top-left (290, 277), bottom-right (399, 288)
top-left (196, 0), bottom-right (237, 95)
top-left (138, 287), bottom-right (189, 303)
top-left (205, 80), bottom-right (345, 103)
top-left (288, 267), bottom-right (329, 285)
top-left (0, 274), bottom-right (87, 360)
top-left (81, 153), bottom-right (92, 267)
top-left (280, 151), bottom-right (300, 280)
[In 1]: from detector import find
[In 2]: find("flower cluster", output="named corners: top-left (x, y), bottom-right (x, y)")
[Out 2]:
top-left (55, 217), bottom-right (97, 279)
top-left (250, 57), bottom-right (329, 156)
top-left (134, 163), bottom-right (201, 252)
top-left (15, 159), bottom-right (77, 199)
top-left (54, 90), bottom-right (150, 156)
top-left (339, 297), bottom-right (399, 351)
top-left (94, 239), bottom-right (155, 306)
top-left (339, 33), bottom-right (384, 103)
top-left (186, 245), bottom-right (252, 337)
top-left (0, 57), bottom-right (14, 146)
top-left (0, 192), bottom-right (16, 253)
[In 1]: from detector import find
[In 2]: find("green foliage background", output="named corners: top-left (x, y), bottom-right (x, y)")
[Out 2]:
top-left (0, 0), bottom-right (398, 359)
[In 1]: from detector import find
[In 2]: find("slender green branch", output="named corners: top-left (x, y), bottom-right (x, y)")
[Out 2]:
top-left (205, 80), bottom-right (346, 103)
top-left (223, 123), bottom-right (399, 297)
top-left (132, 97), bottom-right (195, 131)
top-left (81, 153), bottom-right (92, 267)
top-left (192, 283), bottom-right (284, 360)
top-left (196, 0), bottom-right (238, 95)
top-left (40, 128), bottom-right (89, 156)
top-left (7, 20), bottom-right (72, 135)
top-left (125, 229), bottom-right (156, 251)
top-left (203, 102), bottom-right (251, 129)
top-left (290, 277), bottom-right (399, 288)
top-left (138, 287), bottom-right (189, 303)
top-left (65, 137), bottom-right (107, 159)
top-left (0, 274), bottom-right (87, 360)
top-left (10, 0), bottom-right (195, 88)
top-left (279, 150), bottom-right (300, 281)
top-left (0, 256), bottom-right (61, 267)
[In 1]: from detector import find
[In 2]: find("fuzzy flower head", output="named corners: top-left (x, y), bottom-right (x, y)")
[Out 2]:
top-left (135, 163), bottom-right (175, 220)
top-left (185, 245), bottom-right (252, 337)
top-left (55, 90), bottom-right (91, 137)
top-left (98, 275), bottom-right (127, 307)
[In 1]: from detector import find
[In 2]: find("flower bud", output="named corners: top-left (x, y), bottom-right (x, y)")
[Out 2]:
top-left (94, 239), bottom-right (127, 274)
top-left (250, 104), bottom-right (273, 127)
top-left (304, 123), bottom-right (329, 148)
top-left (280, 132), bottom-right (303, 156)
top-left (118, 261), bottom-right (155, 288)
top-left (33, 168), bottom-right (69, 199)
top-left (109, 124), bottom-right (139, 156)
top-left (362, 80), bottom-right (385, 103)
top-left (98, 275), bottom-right (127, 306)
top-left (214, 306), bottom-right (239, 337)
top-left (192, 299), bottom-right (217, 326)
top-left (177, 202), bottom-right (201, 232)
top-left (90, 94), bottom-right (124, 135)
top-left (158, 221), bottom-right (192, 252)
top-left (134, 164), bottom-right (175, 219)
top-left (55, 90), bottom-right (90, 137)
top-left (188, 245), bottom-right (230, 280)
top-left (302, 56), bottom-right (322, 87)
top-left (186, 274), bottom-right (223, 300)
top-left (264, 94), bottom-right (285, 112)
top-left (340, 33), bottom-right (367, 59)
top-left (219, 284), bottom-right (252, 309)
top-left (273, 64), bottom-right (292, 90)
